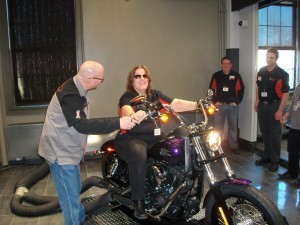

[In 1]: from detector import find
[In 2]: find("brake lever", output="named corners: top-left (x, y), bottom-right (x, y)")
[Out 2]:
top-left (137, 114), bottom-right (148, 124)
top-left (137, 109), bottom-right (160, 124)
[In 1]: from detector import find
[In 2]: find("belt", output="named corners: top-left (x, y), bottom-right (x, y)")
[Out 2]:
top-left (261, 100), bottom-right (278, 105)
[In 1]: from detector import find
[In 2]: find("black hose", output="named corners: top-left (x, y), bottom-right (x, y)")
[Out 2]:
top-left (14, 161), bottom-right (50, 192)
top-left (81, 176), bottom-right (103, 193)
top-left (24, 191), bottom-right (58, 205)
top-left (10, 195), bottom-right (60, 216)
top-left (83, 192), bottom-right (113, 214)
top-left (10, 160), bottom-right (113, 217)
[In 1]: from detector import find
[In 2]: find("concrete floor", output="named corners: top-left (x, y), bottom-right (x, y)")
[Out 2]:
top-left (0, 148), bottom-right (299, 225)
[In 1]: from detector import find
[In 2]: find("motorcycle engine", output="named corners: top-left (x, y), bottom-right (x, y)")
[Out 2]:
top-left (145, 162), bottom-right (188, 218)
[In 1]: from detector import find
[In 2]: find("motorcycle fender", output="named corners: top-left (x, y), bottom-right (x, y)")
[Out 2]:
top-left (101, 139), bottom-right (116, 154)
top-left (202, 178), bottom-right (251, 208)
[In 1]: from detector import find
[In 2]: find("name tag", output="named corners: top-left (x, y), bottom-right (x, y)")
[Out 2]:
top-left (229, 75), bottom-right (235, 80)
top-left (154, 128), bottom-right (161, 136)
top-left (223, 87), bottom-right (229, 92)
top-left (261, 92), bottom-right (267, 97)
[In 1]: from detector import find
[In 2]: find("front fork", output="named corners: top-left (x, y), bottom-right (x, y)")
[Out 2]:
top-left (192, 136), bottom-right (236, 225)
top-left (211, 184), bottom-right (234, 225)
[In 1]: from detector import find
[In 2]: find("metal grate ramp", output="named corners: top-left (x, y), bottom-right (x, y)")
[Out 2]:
top-left (84, 206), bottom-right (141, 225)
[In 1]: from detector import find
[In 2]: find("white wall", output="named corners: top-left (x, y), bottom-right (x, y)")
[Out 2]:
top-left (238, 5), bottom-right (258, 142)
top-left (226, 2), bottom-right (258, 142)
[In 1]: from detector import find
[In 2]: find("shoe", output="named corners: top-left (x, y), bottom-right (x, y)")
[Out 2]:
top-left (255, 158), bottom-right (271, 166)
top-left (268, 162), bottom-right (279, 172)
top-left (278, 171), bottom-right (298, 179)
top-left (133, 200), bottom-right (147, 220)
top-left (231, 148), bottom-right (240, 155)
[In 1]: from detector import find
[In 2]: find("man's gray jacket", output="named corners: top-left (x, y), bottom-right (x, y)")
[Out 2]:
top-left (38, 75), bottom-right (119, 165)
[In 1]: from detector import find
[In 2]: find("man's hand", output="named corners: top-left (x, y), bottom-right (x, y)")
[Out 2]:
top-left (275, 110), bottom-right (283, 121)
top-left (214, 101), bottom-right (222, 106)
top-left (280, 112), bottom-right (289, 125)
top-left (254, 102), bottom-right (258, 112)
top-left (120, 117), bottom-right (136, 130)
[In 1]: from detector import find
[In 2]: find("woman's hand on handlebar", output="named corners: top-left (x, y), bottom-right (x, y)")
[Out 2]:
top-left (120, 117), bottom-right (136, 130)
top-left (130, 110), bottom-right (147, 124)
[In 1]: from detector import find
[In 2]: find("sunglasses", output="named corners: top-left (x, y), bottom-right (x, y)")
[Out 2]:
top-left (134, 74), bottom-right (148, 79)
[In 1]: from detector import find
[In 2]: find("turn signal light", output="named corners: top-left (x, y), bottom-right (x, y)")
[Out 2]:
top-left (207, 106), bottom-right (215, 115)
top-left (160, 113), bottom-right (169, 123)
top-left (106, 147), bottom-right (115, 152)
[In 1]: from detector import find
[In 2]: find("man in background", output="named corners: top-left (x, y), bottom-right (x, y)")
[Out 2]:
top-left (254, 48), bottom-right (289, 172)
top-left (209, 56), bottom-right (245, 154)
top-left (279, 82), bottom-right (300, 185)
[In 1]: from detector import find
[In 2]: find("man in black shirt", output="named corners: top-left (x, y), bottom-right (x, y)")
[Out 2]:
top-left (209, 57), bottom-right (245, 154)
top-left (254, 48), bottom-right (289, 172)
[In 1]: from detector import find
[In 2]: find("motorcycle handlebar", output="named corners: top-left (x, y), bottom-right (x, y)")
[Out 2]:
top-left (137, 113), bottom-right (149, 124)
top-left (135, 96), bottom-right (214, 128)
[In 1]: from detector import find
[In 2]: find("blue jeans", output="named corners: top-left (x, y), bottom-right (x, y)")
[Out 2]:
top-left (48, 160), bottom-right (85, 225)
top-left (214, 103), bottom-right (239, 149)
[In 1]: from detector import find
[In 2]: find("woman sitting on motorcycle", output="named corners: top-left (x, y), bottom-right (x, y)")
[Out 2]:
top-left (114, 65), bottom-right (198, 219)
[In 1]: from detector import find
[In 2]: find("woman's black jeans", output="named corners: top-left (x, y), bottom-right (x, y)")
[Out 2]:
top-left (115, 135), bottom-right (160, 200)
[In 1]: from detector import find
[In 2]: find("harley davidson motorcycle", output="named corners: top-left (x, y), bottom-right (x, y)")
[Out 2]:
top-left (100, 90), bottom-right (287, 225)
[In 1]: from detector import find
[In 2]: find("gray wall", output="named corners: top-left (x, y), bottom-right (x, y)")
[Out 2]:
top-left (82, 0), bottom-right (221, 118)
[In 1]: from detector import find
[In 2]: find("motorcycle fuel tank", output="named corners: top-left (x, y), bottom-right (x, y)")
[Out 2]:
top-left (147, 136), bottom-right (186, 166)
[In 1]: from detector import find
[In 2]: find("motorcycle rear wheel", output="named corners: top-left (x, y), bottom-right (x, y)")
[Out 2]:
top-left (204, 184), bottom-right (287, 225)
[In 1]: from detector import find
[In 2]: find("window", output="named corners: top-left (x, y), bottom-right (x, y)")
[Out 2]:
top-left (1, 0), bottom-right (83, 112)
top-left (258, 4), bottom-right (296, 89)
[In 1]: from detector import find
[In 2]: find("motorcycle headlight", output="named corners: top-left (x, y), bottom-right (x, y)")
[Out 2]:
top-left (206, 131), bottom-right (221, 151)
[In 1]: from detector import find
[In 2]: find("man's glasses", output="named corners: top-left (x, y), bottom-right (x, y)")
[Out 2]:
top-left (91, 77), bottom-right (105, 83)
top-left (134, 74), bottom-right (148, 79)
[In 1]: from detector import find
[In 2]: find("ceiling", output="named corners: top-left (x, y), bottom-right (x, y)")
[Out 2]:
top-left (232, 0), bottom-right (296, 11)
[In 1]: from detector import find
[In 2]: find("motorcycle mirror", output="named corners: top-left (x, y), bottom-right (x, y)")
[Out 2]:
top-left (162, 104), bottom-right (171, 111)
top-left (130, 95), bottom-right (147, 105)
top-left (152, 100), bottom-right (164, 111)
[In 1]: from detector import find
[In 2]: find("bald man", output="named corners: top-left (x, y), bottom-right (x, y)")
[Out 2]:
top-left (38, 61), bottom-right (135, 225)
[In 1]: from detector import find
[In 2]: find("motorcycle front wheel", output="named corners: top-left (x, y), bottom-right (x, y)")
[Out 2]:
top-left (204, 184), bottom-right (287, 225)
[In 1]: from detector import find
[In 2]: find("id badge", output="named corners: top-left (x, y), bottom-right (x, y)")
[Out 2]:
top-left (223, 87), bottom-right (229, 92)
top-left (154, 128), bottom-right (161, 136)
top-left (229, 75), bottom-right (235, 80)
top-left (261, 92), bottom-right (267, 97)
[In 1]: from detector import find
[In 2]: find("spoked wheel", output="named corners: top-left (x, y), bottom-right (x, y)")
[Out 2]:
top-left (205, 184), bottom-right (287, 225)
